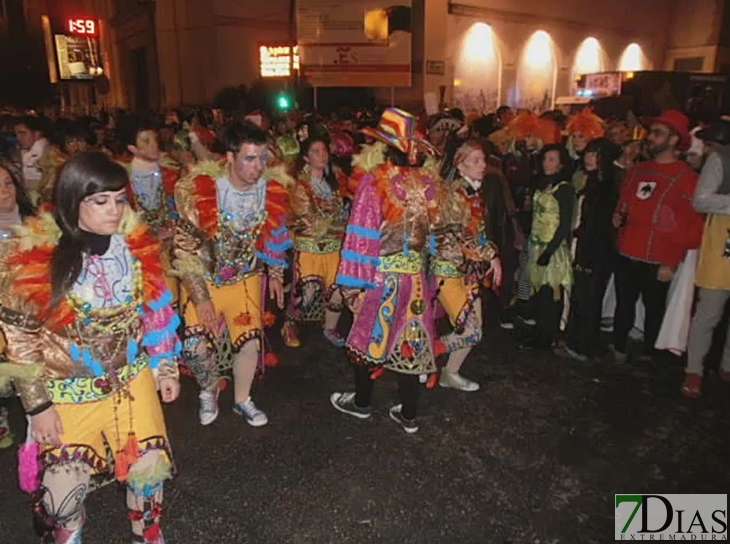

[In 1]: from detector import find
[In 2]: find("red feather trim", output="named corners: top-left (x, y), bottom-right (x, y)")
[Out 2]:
top-left (193, 175), bottom-right (219, 239)
top-left (9, 219), bottom-right (166, 331)
top-left (160, 166), bottom-right (180, 197)
top-left (258, 180), bottom-right (291, 251)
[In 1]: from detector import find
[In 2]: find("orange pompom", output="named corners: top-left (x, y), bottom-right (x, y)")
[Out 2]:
top-left (264, 352), bottom-right (280, 368)
top-left (370, 367), bottom-right (385, 380)
top-left (434, 340), bottom-right (448, 357)
top-left (234, 312), bottom-right (253, 327)
top-left (426, 374), bottom-right (439, 389)
top-left (219, 378), bottom-right (229, 391)
top-left (262, 311), bottom-right (277, 328)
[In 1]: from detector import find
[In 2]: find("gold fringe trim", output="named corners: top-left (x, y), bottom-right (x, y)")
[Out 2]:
top-left (170, 252), bottom-right (207, 278)
top-left (263, 162), bottom-right (295, 189)
top-left (0, 362), bottom-right (44, 390)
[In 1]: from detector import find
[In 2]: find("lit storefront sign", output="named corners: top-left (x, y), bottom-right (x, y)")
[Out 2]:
top-left (260, 45), bottom-right (300, 78)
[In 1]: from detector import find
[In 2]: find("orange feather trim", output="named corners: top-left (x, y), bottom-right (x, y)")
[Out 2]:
top-left (193, 175), bottom-right (220, 239)
top-left (9, 221), bottom-right (166, 331)
top-left (373, 165), bottom-right (404, 226)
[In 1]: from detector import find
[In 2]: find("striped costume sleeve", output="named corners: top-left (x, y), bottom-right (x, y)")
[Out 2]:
top-left (336, 175), bottom-right (381, 289)
top-left (258, 224), bottom-right (293, 269)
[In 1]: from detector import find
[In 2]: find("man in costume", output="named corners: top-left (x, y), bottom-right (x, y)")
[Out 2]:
top-left (330, 108), bottom-right (441, 434)
top-left (682, 120), bottom-right (730, 397)
top-left (0, 152), bottom-right (180, 543)
top-left (119, 118), bottom-right (182, 303)
top-left (612, 110), bottom-right (704, 363)
top-left (173, 121), bottom-right (291, 427)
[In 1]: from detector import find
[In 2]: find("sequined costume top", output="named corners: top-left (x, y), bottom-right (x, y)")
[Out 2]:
top-left (172, 160), bottom-right (293, 303)
top-left (289, 165), bottom-right (348, 254)
top-left (121, 159), bottom-right (181, 235)
top-left (430, 176), bottom-right (497, 283)
top-left (336, 162), bottom-right (443, 374)
top-left (0, 211), bottom-right (181, 413)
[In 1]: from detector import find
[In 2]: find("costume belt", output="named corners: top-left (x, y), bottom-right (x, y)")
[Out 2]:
top-left (295, 238), bottom-right (342, 254)
top-left (378, 252), bottom-right (423, 275)
top-left (430, 259), bottom-right (463, 278)
top-left (47, 354), bottom-right (149, 404)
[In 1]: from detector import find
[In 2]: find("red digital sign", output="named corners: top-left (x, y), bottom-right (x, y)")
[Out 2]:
top-left (67, 18), bottom-right (97, 37)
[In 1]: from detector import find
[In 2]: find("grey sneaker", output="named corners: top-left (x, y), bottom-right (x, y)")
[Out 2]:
top-left (439, 370), bottom-right (480, 392)
top-left (330, 392), bottom-right (372, 419)
top-left (233, 397), bottom-right (269, 427)
top-left (198, 387), bottom-right (220, 426)
top-left (389, 405), bottom-right (419, 434)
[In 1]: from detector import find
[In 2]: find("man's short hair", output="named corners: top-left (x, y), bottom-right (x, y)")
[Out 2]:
top-left (224, 121), bottom-right (267, 155)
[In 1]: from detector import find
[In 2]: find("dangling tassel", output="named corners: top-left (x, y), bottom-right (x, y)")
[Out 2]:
top-left (115, 432), bottom-right (140, 483)
top-left (369, 367), bottom-right (385, 381)
top-left (426, 373), bottom-right (439, 389)
top-left (18, 418), bottom-right (41, 493)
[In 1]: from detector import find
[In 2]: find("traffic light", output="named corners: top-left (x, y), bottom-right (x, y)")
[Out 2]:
top-left (276, 93), bottom-right (292, 111)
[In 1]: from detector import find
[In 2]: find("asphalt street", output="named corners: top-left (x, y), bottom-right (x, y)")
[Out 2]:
top-left (1, 316), bottom-right (729, 544)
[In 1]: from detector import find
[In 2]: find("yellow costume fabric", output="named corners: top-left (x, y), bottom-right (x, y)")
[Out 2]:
top-left (527, 181), bottom-right (573, 296)
top-left (42, 368), bottom-right (170, 475)
top-left (181, 274), bottom-right (263, 350)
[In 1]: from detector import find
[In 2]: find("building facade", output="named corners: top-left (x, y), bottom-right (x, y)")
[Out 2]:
top-left (16, 0), bottom-right (730, 112)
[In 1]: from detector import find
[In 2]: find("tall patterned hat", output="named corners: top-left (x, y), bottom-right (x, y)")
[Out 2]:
top-left (361, 107), bottom-right (439, 157)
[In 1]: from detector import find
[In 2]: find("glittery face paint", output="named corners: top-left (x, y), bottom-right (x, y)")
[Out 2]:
top-left (228, 143), bottom-right (266, 188)
top-left (79, 189), bottom-right (129, 235)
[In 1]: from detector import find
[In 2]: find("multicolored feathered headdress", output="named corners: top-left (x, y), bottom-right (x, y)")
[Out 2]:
top-left (567, 109), bottom-right (605, 139)
top-left (361, 107), bottom-right (439, 161)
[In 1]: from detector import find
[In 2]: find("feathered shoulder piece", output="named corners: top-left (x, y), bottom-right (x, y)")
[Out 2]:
top-left (352, 141), bottom-right (387, 172)
top-left (175, 160), bottom-right (226, 236)
top-left (262, 161), bottom-right (295, 189)
top-left (5, 209), bottom-right (164, 330)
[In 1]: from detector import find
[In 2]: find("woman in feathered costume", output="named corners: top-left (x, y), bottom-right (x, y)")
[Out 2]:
top-left (329, 108), bottom-right (442, 434)
top-left (431, 140), bottom-right (499, 392)
top-left (282, 135), bottom-right (349, 348)
top-left (0, 152), bottom-right (181, 543)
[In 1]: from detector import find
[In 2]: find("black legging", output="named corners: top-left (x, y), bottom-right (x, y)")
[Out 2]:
top-left (353, 365), bottom-right (420, 420)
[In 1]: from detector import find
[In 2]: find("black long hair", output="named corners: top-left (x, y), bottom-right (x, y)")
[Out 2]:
top-left (0, 160), bottom-right (35, 218)
top-left (298, 136), bottom-right (339, 194)
top-left (50, 152), bottom-right (128, 305)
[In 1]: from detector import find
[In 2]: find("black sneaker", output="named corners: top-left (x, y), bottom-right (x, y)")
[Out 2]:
top-left (330, 392), bottom-right (372, 419)
top-left (389, 404), bottom-right (419, 434)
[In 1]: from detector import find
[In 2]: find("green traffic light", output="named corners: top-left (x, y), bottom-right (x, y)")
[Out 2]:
top-left (277, 95), bottom-right (291, 110)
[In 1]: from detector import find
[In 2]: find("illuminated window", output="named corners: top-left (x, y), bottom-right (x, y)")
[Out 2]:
top-left (515, 30), bottom-right (556, 109)
top-left (619, 43), bottom-right (645, 71)
top-left (453, 23), bottom-right (501, 113)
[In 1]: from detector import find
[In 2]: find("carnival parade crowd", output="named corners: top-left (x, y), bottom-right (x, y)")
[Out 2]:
top-left (0, 101), bottom-right (728, 543)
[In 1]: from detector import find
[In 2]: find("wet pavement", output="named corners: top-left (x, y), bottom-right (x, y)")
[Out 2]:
top-left (1, 318), bottom-right (729, 544)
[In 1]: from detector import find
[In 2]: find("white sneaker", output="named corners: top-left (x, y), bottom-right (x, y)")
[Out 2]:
top-left (439, 370), bottom-right (480, 392)
top-left (233, 397), bottom-right (269, 427)
top-left (198, 387), bottom-right (220, 426)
